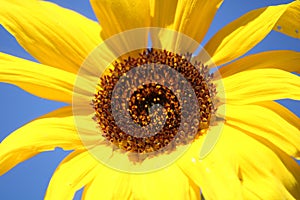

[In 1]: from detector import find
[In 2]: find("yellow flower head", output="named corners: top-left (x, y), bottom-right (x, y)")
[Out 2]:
top-left (0, 0), bottom-right (300, 200)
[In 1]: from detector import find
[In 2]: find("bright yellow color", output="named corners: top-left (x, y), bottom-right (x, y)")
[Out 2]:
top-left (203, 1), bottom-right (298, 66)
top-left (90, 0), bottom-right (150, 57)
top-left (223, 68), bottom-right (300, 104)
top-left (261, 101), bottom-right (300, 130)
top-left (197, 125), bottom-right (300, 199)
top-left (220, 50), bottom-right (300, 78)
top-left (45, 151), bottom-right (100, 200)
top-left (178, 131), bottom-right (244, 200)
top-left (273, 1), bottom-right (300, 39)
top-left (150, 0), bottom-right (223, 48)
top-left (0, 0), bottom-right (101, 74)
top-left (180, 125), bottom-right (300, 200)
top-left (0, 107), bottom-right (82, 176)
top-left (0, 53), bottom-right (76, 102)
top-left (172, 0), bottom-right (223, 44)
top-left (91, 0), bottom-right (150, 39)
top-left (0, 0), bottom-right (300, 200)
top-left (225, 103), bottom-right (300, 157)
top-left (83, 164), bottom-right (200, 200)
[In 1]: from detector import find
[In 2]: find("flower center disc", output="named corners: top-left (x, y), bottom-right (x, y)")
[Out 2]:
top-left (72, 28), bottom-right (225, 173)
top-left (93, 49), bottom-right (216, 156)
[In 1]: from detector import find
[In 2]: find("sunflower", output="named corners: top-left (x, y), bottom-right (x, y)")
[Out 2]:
top-left (1, 0), bottom-right (300, 199)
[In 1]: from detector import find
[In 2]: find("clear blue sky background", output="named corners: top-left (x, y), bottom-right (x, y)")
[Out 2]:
top-left (0, 0), bottom-right (299, 199)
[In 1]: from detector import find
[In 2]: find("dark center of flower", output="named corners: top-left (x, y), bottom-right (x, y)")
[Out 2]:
top-left (93, 49), bottom-right (216, 154)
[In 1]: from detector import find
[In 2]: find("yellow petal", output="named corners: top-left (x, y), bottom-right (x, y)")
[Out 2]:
top-left (150, 0), bottom-right (177, 29)
top-left (90, 0), bottom-right (150, 58)
top-left (223, 68), bottom-right (300, 104)
top-left (260, 101), bottom-right (300, 130)
top-left (227, 124), bottom-right (300, 199)
top-left (224, 103), bottom-right (300, 157)
top-left (150, 0), bottom-right (223, 48)
top-left (90, 0), bottom-right (150, 39)
top-left (0, 0), bottom-right (102, 73)
top-left (220, 50), bottom-right (300, 78)
top-left (133, 166), bottom-right (199, 200)
top-left (83, 164), bottom-right (199, 200)
top-left (45, 150), bottom-right (99, 200)
top-left (0, 53), bottom-right (77, 103)
top-left (201, 1), bottom-right (298, 66)
top-left (193, 125), bottom-right (300, 199)
top-left (274, 1), bottom-right (300, 39)
top-left (173, 0), bottom-right (223, 43)
top-left (82, 166), bottom-right (132, 200)
top-left (0, 106), bottom-right (82, 176)
top-left (178, 136), bottom-right (243, 200)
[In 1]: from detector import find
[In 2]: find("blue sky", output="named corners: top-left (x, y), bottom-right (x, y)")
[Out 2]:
top-left (0, 0), bottom-right (299, 199)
